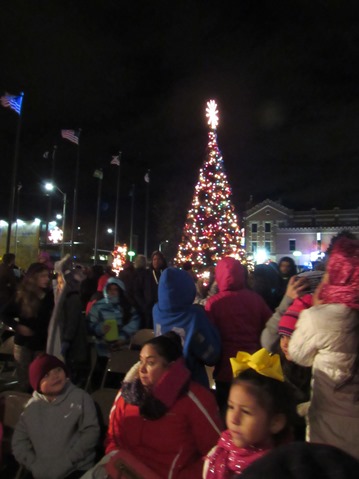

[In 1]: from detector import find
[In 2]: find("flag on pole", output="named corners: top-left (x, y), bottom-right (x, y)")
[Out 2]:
top-left (0, 92), bottom-right (23, 115)
top-left (111, 155), bottom-right (120, 166)
top-left (93, 169), bottom-right (103, 180)
top-left (61, 129), bottom-right (80, 145)
top-left (43, 151), bottom-right (49, 159)
top-left (144, 170), bottom-right (150, 183)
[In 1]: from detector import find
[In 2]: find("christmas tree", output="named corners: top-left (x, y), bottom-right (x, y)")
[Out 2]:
top-left (175, 100), bottom-right (245, 270)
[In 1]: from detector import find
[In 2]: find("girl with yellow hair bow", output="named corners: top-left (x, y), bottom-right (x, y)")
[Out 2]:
top-left (203, 348), bottom-right (296, 479)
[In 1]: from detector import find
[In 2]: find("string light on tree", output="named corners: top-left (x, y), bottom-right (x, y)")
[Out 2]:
top-left (175, 99), bottom-right (247, 271)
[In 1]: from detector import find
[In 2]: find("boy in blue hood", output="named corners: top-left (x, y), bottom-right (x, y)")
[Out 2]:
top-left (153, 267), bottom-right (221, 388)
top-left (87, 277), bottom-right (141, 388)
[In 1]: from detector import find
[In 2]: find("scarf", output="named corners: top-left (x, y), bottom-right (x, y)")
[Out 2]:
top-left (121, 358), bottom-right (191, 420)
top-left (205, 430), bottom-right (269, 478)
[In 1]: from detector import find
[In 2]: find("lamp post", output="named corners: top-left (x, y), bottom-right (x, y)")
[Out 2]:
top-left (44, 182), bottom-right (67, 257)
top-left (93, 169), bottom-right (104, 264)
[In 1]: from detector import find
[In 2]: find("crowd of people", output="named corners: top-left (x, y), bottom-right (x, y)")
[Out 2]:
top-left (0, 232), bottom-right (359, 478)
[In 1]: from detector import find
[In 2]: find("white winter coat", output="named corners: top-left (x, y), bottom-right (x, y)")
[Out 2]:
top-left (289, 304), bottom-right (359, 459)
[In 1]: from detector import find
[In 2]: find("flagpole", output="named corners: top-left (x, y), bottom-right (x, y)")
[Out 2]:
top-left (70, 129), bottom-right (81, 258)
top-left (45, 145), bottom-right (57, 249)
top-left (130, 184), bottom-right (135, 252)
top-left (144, 169), bottom-right (150, 258)
top-left (114, 151), bottom-right (122, 248)
top-left (6, 92), bottom-right (24, 254)
top-left (93, 169), bottom-right (103, 264)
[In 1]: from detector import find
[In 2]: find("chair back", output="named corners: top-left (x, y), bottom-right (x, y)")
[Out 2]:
top-left (129, 329), bottom-right (154, 350)
top-left (91, 388), bottom-right (118, 428)
top-left (0, 391), bottom-right (31, 456)
top-left (100, 349), bottom-right (139, 388)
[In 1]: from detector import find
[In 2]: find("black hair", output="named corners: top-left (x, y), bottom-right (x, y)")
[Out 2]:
top-left (144, 331), bottom-right (183, 363)
top-left (2, 253), bottom-right (15, 265)
top-left (278, 256), bottom-right (297, 277)
top-left (232, 368), bottom-right (297, 445)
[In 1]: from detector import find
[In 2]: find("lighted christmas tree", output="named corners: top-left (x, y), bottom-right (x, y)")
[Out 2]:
top-left (175, 100), bottom-right (245, 270)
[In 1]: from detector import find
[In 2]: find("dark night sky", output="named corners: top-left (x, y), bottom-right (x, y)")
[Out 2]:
top-left (1, 1), bottom-right (359, 253)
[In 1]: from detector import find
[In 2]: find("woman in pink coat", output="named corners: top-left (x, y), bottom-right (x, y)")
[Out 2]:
top-left (205, 257), bottom-right (272, 411)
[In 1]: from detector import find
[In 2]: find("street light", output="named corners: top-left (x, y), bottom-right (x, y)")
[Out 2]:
top-left (44, 182), bottom-right (67, 257)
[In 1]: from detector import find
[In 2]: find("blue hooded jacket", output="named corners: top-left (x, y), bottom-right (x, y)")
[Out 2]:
top-left (87, 277), bottom-right (140, 357)
top-left (153, 267), bottom-right (221, 387)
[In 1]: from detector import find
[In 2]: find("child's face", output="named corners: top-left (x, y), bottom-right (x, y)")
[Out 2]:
top-left (39, 367), bottom-right (67, 397)
top-left (226, 383), bottom-right (274, 449)
top-left (280, 335), bottom-right (292, 360)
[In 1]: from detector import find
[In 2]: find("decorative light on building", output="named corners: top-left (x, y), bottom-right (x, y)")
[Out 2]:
top-left (48, 226), bottom-right (63, 244)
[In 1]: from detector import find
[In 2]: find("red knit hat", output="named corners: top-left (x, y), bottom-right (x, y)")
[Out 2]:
top-left (320, 237), bottom-right (359, 310)
top-left (278, 294), bottom-right (313, 337)
top-left (97, 274), bottom-right (110, 292)
top-left (29, 354), bottom-right (68, 392)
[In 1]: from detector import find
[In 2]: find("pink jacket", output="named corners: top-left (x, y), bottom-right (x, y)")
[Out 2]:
top-left (205, 257), bottom-right (272, 382)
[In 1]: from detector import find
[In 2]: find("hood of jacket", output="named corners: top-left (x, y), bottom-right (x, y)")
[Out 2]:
top-left (157, 267), bottom-right (196, 311)
top-left (103, 277), bottom-right (126, 303)
top-left (215, 256), bottom-right (246, 292)
top-left (32, 380), bottom-right (75, 405)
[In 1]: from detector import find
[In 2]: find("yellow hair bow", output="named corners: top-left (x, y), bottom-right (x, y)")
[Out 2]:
top-left (230, 348), bottom-right (284, 382)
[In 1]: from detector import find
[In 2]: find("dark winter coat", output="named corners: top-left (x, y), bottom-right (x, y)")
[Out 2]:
top-left (1, 289), bottom-right (54, 351)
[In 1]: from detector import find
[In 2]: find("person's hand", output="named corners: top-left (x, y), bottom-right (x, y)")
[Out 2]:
top-left (313, 274), bottom-right (327, 306)
top-left (285, 276), bottom-right (309, 300)
top-left (16, 324), bottom-right (34, 336)
top-left (102, 323), bottom-right (111, 334)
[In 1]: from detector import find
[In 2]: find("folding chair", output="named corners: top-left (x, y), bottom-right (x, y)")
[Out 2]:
top-left (100, 349), bottom-right (139, 389)
top-left (0, 335), bottom-right (16, 372)
top-left (0, 336), bottom-right (19, 391)
top-left (129, 329), bottom-right (154, 350)
top-left (0, 391), bottom-right (31, 456)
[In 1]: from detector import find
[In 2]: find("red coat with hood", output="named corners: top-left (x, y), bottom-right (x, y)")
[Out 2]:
top-left (205, 257), bottom-right (272, 383)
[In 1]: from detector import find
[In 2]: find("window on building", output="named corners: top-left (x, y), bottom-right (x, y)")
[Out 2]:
top-left (251, 223), bottom-right (258, 233)
top-left (265, 241), bottom-right (271, 253)
top-left (264, 222), bottom-right (271, 233)
top-left (289, 239), bottom-right (296, 251)
top-left (252, 241), bottom-right (258, 253)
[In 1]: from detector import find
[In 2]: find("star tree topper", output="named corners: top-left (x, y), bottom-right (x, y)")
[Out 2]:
top-left (206, 99), bottom-right (219, 130)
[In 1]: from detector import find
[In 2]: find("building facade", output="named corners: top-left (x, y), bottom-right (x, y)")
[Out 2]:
top-left (243, 199), bottom-right (359, 267)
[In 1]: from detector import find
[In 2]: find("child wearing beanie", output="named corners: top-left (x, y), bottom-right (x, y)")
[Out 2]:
top-left (277, 297), bottom-right (312, 440)
top-left (289, 237), bottom-right (359, 460)
top-left (12, 354), bottom-right (99, 479)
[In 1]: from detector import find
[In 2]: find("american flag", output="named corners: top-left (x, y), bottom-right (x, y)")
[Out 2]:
top-left (0, 92), bottom-right (23, 115)
top-left (61, 129), bottom-right (80, 145)
top-left (110, 155), bottom-right (120, 166)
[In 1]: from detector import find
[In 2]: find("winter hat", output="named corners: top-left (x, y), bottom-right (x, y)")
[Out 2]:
top-left (320, 237), bottom-right (359, 310)
top-left (97, 273), bottom-right (110, 292)
top-left (29, 354), bottom-right (68, 392)
top-left (278, 294), bottom-right (313, 337)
